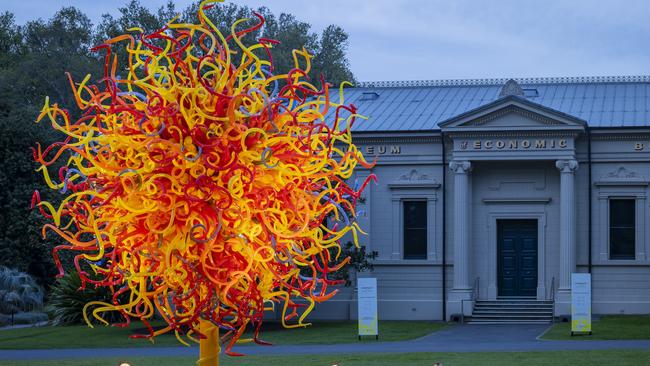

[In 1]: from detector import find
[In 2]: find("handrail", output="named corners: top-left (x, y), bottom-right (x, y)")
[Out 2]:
top-left (460, 277), bottom-right (480, 324)
top-left (550, 276), bottom-right (556, 324)
top-left (550, 276), bottom-right (555, 301)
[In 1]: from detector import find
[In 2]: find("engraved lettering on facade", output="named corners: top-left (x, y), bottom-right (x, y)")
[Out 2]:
top-left (364, 145), bottom-right (402, 155)
top-left (458, 139), bottom-right (572, 151)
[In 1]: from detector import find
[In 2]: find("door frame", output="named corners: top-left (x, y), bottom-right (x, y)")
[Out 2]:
top-left (487, 212), bottom-right (546, 300)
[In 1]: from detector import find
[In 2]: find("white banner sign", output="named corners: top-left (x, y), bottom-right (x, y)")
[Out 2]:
top-left (357, 277), bottom-right (378, 337)
top-left (571, 273), bottom-right (592, 334)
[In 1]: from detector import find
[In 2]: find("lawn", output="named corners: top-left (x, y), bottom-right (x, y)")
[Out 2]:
top-left (0, 321), bottom-right (445, 349)
top-left (2, 350), bottom-right (650, 366)
top-left (542, 315), bottom-right (650, 340)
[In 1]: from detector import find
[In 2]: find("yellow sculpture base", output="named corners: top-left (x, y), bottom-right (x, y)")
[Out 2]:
top-left (197, 319), bottom-right (220, 366)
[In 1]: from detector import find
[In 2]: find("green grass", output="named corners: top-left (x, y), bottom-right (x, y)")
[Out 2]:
top-left (0, 321), bottom-right (445, 350)
top-left (542, 315), bottom-right (650, 340)
top-left (2, 350), bottom-right (650, 366)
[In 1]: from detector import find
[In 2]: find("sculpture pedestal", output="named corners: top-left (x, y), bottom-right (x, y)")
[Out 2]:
top-left (198, 319), bottom-right (220, 366)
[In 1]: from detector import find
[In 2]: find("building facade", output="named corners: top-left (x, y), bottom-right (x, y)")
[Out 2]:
top-left (311, 76), bottom-right (650, 321)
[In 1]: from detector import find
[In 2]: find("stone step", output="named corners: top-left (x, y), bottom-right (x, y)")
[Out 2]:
top-left (466, 320), bottom-right (552, 324)
top-left (473, 310), bottom-right (553, 315)
top-left (469, 298), bottom-right (554, 324)
top-left (475, 308), bottom-right (553, 311)
top-left (478, 299), bottom-right (553, 303)
top-left (475, 302), bottom-right (553, 306)
top-left (474, 305), bottom-right (553, 311)
top-left (471, 314), bottom-right (552, 319)
top-left (474, 301), bottom-right (553, 306)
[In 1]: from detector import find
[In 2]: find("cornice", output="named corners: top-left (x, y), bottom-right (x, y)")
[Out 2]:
top-left (351, 136), bottom-right (441, 144)
top-left (358, 75), bottom-right (650, 88)
top-left (591, 134), bottom-right (650, 141)
top-left (447, 130), bottom-right (580, 138)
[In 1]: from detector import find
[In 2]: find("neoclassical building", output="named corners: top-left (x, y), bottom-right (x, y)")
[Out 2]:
top-left (308, 76), bottom-right (650, 322)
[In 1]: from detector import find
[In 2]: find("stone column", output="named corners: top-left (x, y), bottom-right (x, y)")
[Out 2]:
top-left (555, 159), bottom-right (578, 298)
top-left (447, 160), bottom-right (473, 318)
top-left (450, 160), bottom-right (472, 292)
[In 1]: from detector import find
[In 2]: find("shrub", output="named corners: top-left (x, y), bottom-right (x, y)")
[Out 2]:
top-left (0, 266), bottom-right (44, 315)
top-left (46, 272), bottom-right (128, 325)
top-left (326, 241), bottom-right (378, 286)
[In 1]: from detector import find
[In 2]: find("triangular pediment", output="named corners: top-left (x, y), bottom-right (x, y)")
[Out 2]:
top-left (439, 95), bottom-right (586, 132)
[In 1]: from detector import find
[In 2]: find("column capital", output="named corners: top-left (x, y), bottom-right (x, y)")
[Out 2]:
top-left (555, 159), bottom-right (578, 173)
top-left (449, 160), bottom-right (472, 174)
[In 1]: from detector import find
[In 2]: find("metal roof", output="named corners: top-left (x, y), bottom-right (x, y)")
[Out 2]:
top-left (330, 76), bottom-right (650, 132)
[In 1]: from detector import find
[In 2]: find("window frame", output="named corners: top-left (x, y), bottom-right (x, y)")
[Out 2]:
top-left (596, 188), bottom-right (647, 263)
top-left (388, 189), bottom-right (439, 263)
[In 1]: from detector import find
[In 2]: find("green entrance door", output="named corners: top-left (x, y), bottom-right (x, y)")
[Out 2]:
top-left (497, 219), bottom-right (538, 297)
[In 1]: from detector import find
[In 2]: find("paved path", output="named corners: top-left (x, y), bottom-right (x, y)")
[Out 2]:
top-left (0, 321), bottom-right (48, 331)
top-left (3, 324), bottom-right (650, 360)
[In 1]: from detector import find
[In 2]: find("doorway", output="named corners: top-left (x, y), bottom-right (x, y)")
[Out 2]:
top-left (497, 219), bottom-right (538, 297)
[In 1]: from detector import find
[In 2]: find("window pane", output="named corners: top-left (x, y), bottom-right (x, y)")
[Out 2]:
top-left (404, 201), bottom-right (426, 228)
top-left (404, 229), bottom-right (427, 259)
top-left (403, 201), bottom-right (427, 259)
top-left (610, 228), bottom-right (635, 259)
top-left (610, 199), bottom-right (635, 227)
top-left (609, 199), bottom-right (635, 260)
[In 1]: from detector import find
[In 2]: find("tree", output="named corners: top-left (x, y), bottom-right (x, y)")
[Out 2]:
top-left (313, 25), bottom-right (355, 86)
top-left (0, 8), bottom-right (100, 287)
top-left (0, 12), bottom-right (22, 68)
top-left (97, 0), bottom-right (177, 37)
top-left (21, 7), bottom-right (100, 109)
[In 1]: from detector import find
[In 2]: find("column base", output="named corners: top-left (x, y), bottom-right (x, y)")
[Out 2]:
top-left (447, 289), bottom-right (473, 319)
top-left (554, 288), bottom-right (571, 317)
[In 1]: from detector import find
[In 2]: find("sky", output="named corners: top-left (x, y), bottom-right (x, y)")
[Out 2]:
top-left (5, 0), bottom-right (650, 82)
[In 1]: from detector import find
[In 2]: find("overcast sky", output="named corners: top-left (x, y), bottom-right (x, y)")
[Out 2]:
top-left (5, 0), bottom-right (650, 81)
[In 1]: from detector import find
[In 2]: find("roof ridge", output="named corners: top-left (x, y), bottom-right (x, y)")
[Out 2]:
top-left (357, 75), bottom-right (650, 88)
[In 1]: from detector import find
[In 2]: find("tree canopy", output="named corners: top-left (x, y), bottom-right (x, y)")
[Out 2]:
top-left (0, 1), bottom-right (356, 288)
